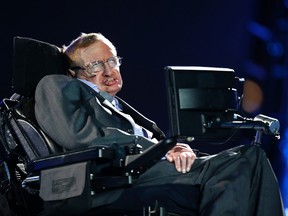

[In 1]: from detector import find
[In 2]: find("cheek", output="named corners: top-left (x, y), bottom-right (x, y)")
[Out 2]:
top-left (118, 75), bottom-right (123, 86)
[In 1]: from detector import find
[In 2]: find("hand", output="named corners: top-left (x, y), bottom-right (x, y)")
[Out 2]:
top-left (165, 143), bottom-right (196, 173)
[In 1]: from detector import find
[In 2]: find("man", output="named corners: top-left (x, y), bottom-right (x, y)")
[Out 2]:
top-left (34, 33), bottom-right (284, 215)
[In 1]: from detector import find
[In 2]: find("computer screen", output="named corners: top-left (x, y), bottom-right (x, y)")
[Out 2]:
top-left (165, 66), bottom-right (240, 142)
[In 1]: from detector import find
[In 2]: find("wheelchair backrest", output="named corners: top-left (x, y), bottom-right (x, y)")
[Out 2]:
top-left (0, 97), bottom-right (63, 162)
top-left (12, 36), bottom-right (67, 97)
top-left (0, 36), bottom-right (68, 162)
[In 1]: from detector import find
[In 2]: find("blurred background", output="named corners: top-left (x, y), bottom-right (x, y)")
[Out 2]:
top-left (1, 0), bottom-right (287, 212)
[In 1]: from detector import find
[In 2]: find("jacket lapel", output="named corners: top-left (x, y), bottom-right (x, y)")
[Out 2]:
top-left (78, 80), bottom-right (165, 140)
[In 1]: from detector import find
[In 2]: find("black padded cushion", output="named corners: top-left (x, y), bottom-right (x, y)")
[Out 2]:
top-left (12, 36), bottom-right (67, 97)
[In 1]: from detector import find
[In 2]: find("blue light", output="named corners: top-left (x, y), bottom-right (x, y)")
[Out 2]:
top-left (248, 21), bottom-right (272, 41)
top-left (285, 0), bottom-right (288, 8)
top-left (279, 128), bottom-right (288, 211)
top-left (267, 41), bottom-right (284, 57)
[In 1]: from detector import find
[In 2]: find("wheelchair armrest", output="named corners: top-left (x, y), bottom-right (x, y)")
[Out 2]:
top-left (28, 137), bottom-right (177, 175)
top-left (124, 137), bottom-right (177, 174)
top-left (27, 145), bottom-right (116, 172)
top-left (23, 138), bottom-right (177, 194)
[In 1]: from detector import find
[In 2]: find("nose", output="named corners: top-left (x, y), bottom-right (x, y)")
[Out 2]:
top-left (102, 62), bottom-right (113, 76)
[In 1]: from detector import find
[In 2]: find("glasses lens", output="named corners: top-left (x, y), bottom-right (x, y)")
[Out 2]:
top-left (87, 61), bottom-right (104, 73)
top-left (108, 56), bottom-right (122, 68)
top-left (87, 57), bottom-right (122, 73)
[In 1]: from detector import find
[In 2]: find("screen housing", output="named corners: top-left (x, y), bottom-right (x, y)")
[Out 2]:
top-left (165, 66), bottom-right (240, 142)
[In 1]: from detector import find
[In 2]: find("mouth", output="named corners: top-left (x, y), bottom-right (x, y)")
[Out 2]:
top-left (103, 77), bottom-right (118, 86)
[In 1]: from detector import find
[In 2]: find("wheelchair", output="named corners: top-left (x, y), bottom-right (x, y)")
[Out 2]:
top-left (0, 36), bottom-right (281, 216)
top-left (0, 93), bottom-right (178, 216)
top-left (0, 36), bottom-right (182, 216)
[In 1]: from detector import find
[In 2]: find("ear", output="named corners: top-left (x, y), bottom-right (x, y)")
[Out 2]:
top-left (83, 70), bottom-right (97, 78)
top-left (68, 69), bottom-right (76, 77)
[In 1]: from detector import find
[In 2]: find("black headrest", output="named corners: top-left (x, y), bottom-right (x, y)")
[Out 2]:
top-left (12, 36), bottom-right (67, 97)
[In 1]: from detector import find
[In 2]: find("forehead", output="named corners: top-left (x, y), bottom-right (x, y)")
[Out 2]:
top-left (80, 41), bottom-right (117, 63)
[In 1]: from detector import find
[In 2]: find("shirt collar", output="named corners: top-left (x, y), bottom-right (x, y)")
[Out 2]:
top-left (77, 78), bottom-right (122, 111)
top-left (77, 78), bottom-right (100, 93)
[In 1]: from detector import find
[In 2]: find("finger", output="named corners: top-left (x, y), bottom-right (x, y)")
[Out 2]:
top-left (176, 143), bottom-right (190, 148)
top-left (188, 152), bottom-right (197, 172)
top-left (180, 154), bottom-right (187, 173)
top-left (166, 154), bottom-right (173, 162)
top-left (174, 156), bottom-right (182, 172)
top-left (186, 153), bottom-right (195, 172)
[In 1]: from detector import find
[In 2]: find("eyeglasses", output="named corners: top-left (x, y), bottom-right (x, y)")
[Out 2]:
top-left (71, 56), bottom-right (122, 74)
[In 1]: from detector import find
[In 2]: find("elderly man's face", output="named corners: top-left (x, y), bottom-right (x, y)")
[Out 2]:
top-left (77, 41), bottom-right (123, 96)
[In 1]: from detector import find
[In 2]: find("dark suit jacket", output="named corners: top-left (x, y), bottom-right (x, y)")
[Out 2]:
top-left (34, 74), bottom-right (168, 212)
top-left (34, 74), bottom-right (165, 151)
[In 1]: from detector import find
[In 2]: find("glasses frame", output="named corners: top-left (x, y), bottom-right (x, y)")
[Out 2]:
top-left (71, 56), bottom-right (122, 74)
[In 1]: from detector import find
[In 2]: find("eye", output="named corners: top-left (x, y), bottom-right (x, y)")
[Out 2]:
top-left (108, 58), bottom-right (117, 66)
top-left (108, 57), bottom-right (122, 67)
top-left (90, 61), bottom-right (102, 67)
top-left (88, 61), bottom-right (104, 73)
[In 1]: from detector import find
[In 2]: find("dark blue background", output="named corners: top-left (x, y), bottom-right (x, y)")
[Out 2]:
top-left (1, 0), bottom-right (287, 210)
top-left (0, 0), bottom-right (258, 132)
